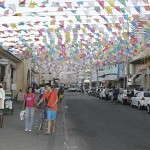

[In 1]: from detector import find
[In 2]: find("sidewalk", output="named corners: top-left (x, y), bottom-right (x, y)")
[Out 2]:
top-left (0, 101), bottom-right (68, 150)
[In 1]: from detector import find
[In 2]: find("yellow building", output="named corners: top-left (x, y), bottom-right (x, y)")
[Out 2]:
top-left (0, 47), bottom-right (32, 98)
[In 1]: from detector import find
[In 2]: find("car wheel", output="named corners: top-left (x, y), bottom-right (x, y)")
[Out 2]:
top-left (147, 105), bottom-right (150, 114)
top-left (138, 103), bottom-right (141, 110)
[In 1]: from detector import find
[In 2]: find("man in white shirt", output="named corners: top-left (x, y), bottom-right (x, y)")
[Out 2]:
top-left (0, 83), bottom-right (5, 128)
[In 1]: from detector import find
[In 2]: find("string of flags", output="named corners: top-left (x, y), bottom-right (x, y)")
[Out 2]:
top-left (0, 0), bottom-right (149, 75)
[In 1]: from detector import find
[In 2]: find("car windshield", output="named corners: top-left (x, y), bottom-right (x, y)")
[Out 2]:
top-left (144, 92), bottom-right (150, 97)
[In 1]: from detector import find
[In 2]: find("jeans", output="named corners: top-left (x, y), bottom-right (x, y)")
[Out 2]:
top-left (25, 107), bottom-right (35, 130)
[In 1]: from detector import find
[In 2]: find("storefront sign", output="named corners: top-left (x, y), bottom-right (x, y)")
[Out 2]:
top-left (104, 65), bottom-right (118, 75)
top-left (118, 64), bottom-right (124, 78)
top-left (0, 59), bottom-right (9, 65)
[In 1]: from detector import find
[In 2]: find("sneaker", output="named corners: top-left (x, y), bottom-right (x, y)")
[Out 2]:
top-left (25, 129), bottom-right (28, 132)
top-left (28, 129), bottom-right (32, 132)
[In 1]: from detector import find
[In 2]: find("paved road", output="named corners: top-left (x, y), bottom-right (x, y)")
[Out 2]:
top-left (64, 92), bottom-right (150, 150)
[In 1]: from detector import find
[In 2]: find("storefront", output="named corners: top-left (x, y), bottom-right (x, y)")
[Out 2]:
top-left (131, 56), bottom-right (150, 90)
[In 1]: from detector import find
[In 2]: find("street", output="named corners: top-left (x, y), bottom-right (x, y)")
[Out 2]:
top-left (1, 92), bottom-right (150, 150)
top-left (64, 92), bottom-right (150, 150)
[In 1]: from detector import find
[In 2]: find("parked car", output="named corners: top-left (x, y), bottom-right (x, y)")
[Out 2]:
top-left (130, 91), bottom-right (150, 109)
top-left (68, 87), bottom-right (76, 92)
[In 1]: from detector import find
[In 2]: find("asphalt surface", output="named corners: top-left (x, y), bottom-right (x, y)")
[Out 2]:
top-left (64, 92), bottom-right (150, 150)
top-left (1, 92), bottom-right (150, 150)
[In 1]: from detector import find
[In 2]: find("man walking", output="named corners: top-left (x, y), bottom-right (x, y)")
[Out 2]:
top-left (0, 83), bottom-right (5, 128)
top-left (37, 83), bottom-right (58, 134)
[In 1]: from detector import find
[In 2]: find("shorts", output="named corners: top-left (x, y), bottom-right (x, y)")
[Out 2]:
top-left (0, 109), bottom-right (3, 115)
top-left (46, 110), bottom-right (57, 121)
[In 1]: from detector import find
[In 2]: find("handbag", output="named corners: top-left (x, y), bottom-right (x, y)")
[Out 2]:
top-left (20, 110), bottom-right (25, 121)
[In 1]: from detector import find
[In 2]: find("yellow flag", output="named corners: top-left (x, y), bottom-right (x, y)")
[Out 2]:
top-left (50, 21), bottom-right (55, 25)
top-left (122, 32), bottom-right (128, 40)
top-left (65, 33), bottom-right (70, 40)
top-left (48, 28), bottom-right (54, 32)
top-left (43, 38), bottom-right (47, 43)
top-left (10, 23), bottom-right (17, 28)
top-left (105, 6), bottom-right (113, 15)
top-left (68, 20), bottom-right (73, 23)
top-left (79, 44), bottom-right (82, 49)
top-left (29, 1), bottom-right (37, 8)
top-left (108, 0), bottom-right (114, 7)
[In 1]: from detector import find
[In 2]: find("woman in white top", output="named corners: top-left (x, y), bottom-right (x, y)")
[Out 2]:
top-left (0, 83), bottom-right (5, 128)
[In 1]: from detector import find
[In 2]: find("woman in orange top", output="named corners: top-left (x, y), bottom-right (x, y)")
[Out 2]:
top-left (37, 83), bottom-right (58, 134)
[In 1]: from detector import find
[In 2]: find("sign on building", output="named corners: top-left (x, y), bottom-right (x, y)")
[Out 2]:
top-left (0, 59), bottom-right (9, 65)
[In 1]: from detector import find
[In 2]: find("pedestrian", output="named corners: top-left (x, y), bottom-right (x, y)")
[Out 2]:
top-left (113, 89), bottom-right (118, 103)
top-left (23, 86), bottom-right (36, 132)
top-left (0, 83), bottom-right (5, 128)
top-left (17, 89), bottom-right (24, 102)
top-left (58, 86), bottom-right (64, 103)
top-left (37, 83), bottom-right (58, 134)
top-left (105, 87), bottom-right (109, 101)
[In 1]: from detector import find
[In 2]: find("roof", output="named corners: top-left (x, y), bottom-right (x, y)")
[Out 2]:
top-left (0, 47), bottom-right (22, 63)
top-left (130, 55), bottom-right (150, 64)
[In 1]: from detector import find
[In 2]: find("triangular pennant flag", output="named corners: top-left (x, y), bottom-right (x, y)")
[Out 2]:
top-left (4, 9), bottom-right (9, 15)
top-left (118, 17), bottom-right (124, 23)
top-left (94, 19), bottom-right (99, 22)
top-left (132, 15), bottom-right (139, 20)
top-left (2, 24), bottom-right (9, 28)
top-left (120, 8), bottom-right (125, 14)
top-left (0, 0), bottom-right (5, 5)
top-left (97, 0), bottom-right (104, 9)
top-left (143, 6), bottom-right (150, 11)
top-left (19, 0), bottom-right (26, 7)
top-left (105, 6), bottom-right (113, 15)
top-left (65, 2), bottom-right (72, 8)
top-left (42, 0), bottom-right (48, 4)
top-left (123, 15), bottom-right (128, 21)
top-left (10, 23), bottom-right (17, 29)
top-left (94, 6), bottom-right (101, 13)
top-left (142, 0), bottom-right (149, 4)
top-left (134, 6), bottom-right (141, 13)
top-left (50, 21), bottom-right (55, 25)
top-left (75, 16), bottom-right (82, 22)
top-left (115, 6), bottom-right (121, 12)
top-left (57, 7), bottom-right (63, 12)
top-left (108, 0), bottom-right (114, 7)
top-left (29, 1), bottom-right (37, 8)
top-left (118, 0), bottom-right (126, 6)
top-left (77, 1), bottom-right (83, 6)
top-left (71, 10), bottom-right (76, 14)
